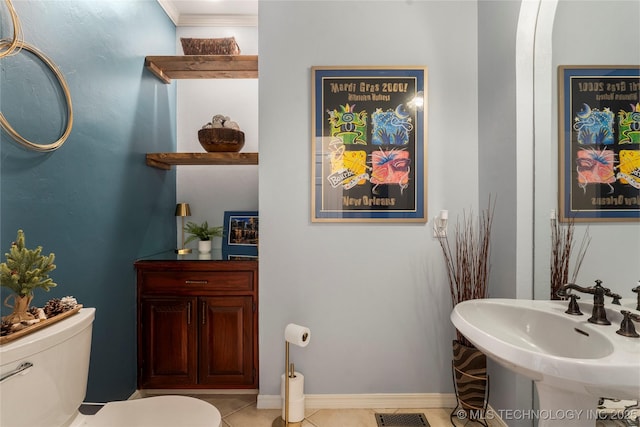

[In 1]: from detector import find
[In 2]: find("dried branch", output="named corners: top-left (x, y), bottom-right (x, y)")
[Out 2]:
top-left (550, 215), bottom-right (590, 299)
top-left (438, 196), bottom-right (495, 346)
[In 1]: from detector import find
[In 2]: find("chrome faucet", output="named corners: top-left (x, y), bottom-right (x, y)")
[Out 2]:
top-left (557, 280), bottom-right (622, 325)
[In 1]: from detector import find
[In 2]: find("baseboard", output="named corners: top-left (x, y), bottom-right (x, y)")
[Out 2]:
top-left (128, 390), bottom-right (144, 400)
top-left (257, 393), bottom-right (458, 409)
top-left (489, 409), bottom-right (508, 427)
top-left (134, 389), bottom-right (258, 398)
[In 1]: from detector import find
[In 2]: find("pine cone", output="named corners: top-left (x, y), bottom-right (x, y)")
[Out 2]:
top-left (27, 306), bottom-right (45, 321)
top-left (60, 296), bottom-right (77, 311)
top-left (43, 298), bottom-right (64, 318)
top-left (1, 319), bottom-right (12, 336)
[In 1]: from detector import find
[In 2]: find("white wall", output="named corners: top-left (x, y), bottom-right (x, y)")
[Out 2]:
top-left (170, 0), bottom-right (640, 418)
top-left (478, 1), bottom-right (532, 423)
top-left (176, 26), bottom-right (259, 250)
top-left (258, 1), bottom-right (479, 396)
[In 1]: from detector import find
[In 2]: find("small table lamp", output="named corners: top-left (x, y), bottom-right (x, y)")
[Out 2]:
top-left (175, 202), bottom-right (192, 254)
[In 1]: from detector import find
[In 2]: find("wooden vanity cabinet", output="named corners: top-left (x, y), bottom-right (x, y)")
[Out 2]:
top-left (136, 258), bottom-right (258, 389)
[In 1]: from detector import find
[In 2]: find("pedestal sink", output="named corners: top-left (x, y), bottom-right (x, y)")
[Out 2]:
top-left (451, 298), bottom-right (640, 426)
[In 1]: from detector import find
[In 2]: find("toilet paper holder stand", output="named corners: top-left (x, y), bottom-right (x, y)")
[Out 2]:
top-left (272, 331), bottom-right (309, 427)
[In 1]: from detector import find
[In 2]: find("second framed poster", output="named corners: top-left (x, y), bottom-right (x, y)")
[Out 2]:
top-left (559, 65), bottom-right (640, 222)
top-left (311, 66), bottom-right (427, 222)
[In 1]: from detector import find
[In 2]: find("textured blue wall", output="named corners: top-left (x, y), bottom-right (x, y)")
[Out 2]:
top-left (0, 1), bottom-right (176, 401)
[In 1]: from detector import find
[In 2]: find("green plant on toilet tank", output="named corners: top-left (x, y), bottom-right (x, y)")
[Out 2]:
top-left (1, 229), bottom-right (57, 323)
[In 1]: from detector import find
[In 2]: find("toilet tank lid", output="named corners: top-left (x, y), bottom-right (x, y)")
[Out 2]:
top-left (0, 308), bottom-right (95, 366)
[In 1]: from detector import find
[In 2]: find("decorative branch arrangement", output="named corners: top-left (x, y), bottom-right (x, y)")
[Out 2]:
top-left (1, 229), bottom-right (57, 297)
top-left (438, 197), bottom-right (495, 347)
top-left (550, 215), bottom-right (591, 300)
top-left (1, 229), bottom-right (57, 324)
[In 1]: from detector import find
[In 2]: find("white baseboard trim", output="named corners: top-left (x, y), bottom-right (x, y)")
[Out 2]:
top-left (135, 389), bottom-right (259, 397)
top-left (490, 409), bottom-right (509, 427)
top-left (257, 393), bottom-right (458, 410)
top-left (128, 390), bottom-right (144, 400)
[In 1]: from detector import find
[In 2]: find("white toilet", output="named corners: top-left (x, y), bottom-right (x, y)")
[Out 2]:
top-left (0, 307), bottom-right (221, 427)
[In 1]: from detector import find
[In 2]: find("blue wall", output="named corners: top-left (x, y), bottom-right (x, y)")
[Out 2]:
top-left (1, 1), bottom-right (176, 401)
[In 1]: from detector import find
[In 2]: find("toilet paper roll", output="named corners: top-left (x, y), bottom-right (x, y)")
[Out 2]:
top-left (280, 371), bottom-right (304, 400)
top-left (284, 323), bottom-right (310, 347)
top-left (281, 396), bottom-right (305, 422)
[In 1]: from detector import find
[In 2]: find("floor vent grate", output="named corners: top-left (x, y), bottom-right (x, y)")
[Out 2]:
top-left (375, 413), bottom-right (430, 426)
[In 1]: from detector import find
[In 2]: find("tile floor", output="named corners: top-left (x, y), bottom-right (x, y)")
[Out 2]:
top-left (139, 393), bottom-right (502, 427)
top-left (135, 393), bottom-right (637, 427)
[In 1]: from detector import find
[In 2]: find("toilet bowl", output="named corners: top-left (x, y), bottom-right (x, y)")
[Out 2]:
top-left (0, 307), bottom-right (221, 427)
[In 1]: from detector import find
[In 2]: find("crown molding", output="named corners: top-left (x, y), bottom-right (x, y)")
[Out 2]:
top-left (156, 0), bottom-right (180, 25)
top-left (155, 0), bottom-right (257, 27)
top-left (177, 14), bottom-right (258, 27)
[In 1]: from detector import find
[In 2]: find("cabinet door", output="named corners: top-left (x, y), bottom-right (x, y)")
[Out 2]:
top-left (199, 296), bottom-right (255, 386)
top-left (140, 298), bottom-right (198, 387)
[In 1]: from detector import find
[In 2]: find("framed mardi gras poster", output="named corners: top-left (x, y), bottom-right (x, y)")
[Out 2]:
top-left (311, 66), bottom-right (427, 222)
top-left (559, 66), bottom-right (640, 222)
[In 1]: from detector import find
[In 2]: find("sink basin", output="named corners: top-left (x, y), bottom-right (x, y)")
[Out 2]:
top-left (455, 301), bottom-right (613, 359)
top-left (451, 299), bottom-right (640, 426)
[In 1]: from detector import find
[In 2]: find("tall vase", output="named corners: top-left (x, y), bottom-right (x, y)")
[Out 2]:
top-left (3, 293), bottom-right (35, 324)
top-left (451, 340), bottom-right (489, 425)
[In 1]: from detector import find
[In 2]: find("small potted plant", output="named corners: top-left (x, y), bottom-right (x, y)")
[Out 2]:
top-left (184, 221), bottom-right (223, 254)
top-left (1, 230), bottom-right (57, 324)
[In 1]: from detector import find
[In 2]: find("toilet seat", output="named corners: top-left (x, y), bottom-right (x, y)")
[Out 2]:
top-left (84, 395), bottom-right (221, 427)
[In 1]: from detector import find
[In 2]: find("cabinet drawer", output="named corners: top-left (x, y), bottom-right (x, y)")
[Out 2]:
top-left (141, 271), bottom-right (254, 293)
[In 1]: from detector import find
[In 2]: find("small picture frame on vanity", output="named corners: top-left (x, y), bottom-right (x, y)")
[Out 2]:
top-left (222, 211), bottom-right (258, 258)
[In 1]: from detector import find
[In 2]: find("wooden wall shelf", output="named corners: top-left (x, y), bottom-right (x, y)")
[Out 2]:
top-left (146, 152), bottom-right (258, 170)
top-left (145, 55), bottom-right (258, 83)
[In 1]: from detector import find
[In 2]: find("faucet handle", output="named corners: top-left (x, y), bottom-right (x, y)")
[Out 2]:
top-left (616, 311), bottom-right (640, 338)
top-left (633, 284), bottom-right (640, 311)
top-left (606, 291), bottom-right (622, 305)
top-left (564, 294), bottom-right (582, 316)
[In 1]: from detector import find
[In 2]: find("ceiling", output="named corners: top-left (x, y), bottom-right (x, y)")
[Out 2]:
top-left (157, 0), bottom-right (259, 26)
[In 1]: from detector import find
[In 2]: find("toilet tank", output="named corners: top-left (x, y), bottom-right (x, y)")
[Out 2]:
top-left (0, 308), bottom-right (95, 427)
